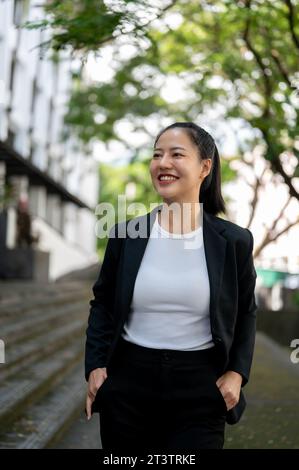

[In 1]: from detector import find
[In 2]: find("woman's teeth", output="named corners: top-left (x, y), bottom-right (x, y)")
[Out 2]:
top-left (159, 176), bottom-right (178, 181)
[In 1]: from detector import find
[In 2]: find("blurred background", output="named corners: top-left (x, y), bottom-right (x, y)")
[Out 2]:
top-left (0, 0), bottom-right (298, 449)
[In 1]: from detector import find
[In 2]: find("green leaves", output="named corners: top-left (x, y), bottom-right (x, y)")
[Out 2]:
top-left (24, 0), bottom-right (299, 200)
top-left (24, 0), bottom-right (173, 54)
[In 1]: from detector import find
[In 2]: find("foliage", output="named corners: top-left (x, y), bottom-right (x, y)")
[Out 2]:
top-left (25, 0), bottom-right (299, 201)
top-left (24, 0), bottom-right (175, 56)
top-left (96, 157), bottom-right (160, 257)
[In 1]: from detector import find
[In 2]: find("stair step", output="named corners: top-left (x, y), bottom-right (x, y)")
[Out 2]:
top-left (1, 300), bottom-right (87, 345)
top-left (0, 280), bottom-right (90, 297)
top-left (0, 280), bottom-right (93, 449)
top-left (0, 316), bottom-right (87, 382)
top-left (0, 286), bottom-right (90, 319)
top-left (0, 338), bottom-right (84, 427)
top-left (0, 361), bottom-right (86, 449)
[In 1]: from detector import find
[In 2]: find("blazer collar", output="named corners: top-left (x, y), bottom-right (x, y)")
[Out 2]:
top-left (119, 204), bottom-right (227, 330)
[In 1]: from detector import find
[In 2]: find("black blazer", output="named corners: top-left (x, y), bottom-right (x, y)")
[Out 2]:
top-left (85, 204), bottom-right (258, 425)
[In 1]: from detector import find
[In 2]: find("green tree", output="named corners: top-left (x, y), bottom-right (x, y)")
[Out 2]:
top-left (58, 0), bottom-right (299, 200)
top-left (96, 157), bottom-right (158, 257)
top-left (25, 0), bottom-right (299, 251)
top-left (25, 0), bottom-right (176, 56)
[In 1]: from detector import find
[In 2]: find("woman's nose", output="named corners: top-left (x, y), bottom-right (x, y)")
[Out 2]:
top-left (159, 153), bottom-right (173, 168)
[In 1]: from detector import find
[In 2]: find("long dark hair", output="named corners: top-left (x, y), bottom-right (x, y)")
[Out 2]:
top-left (154, 122), bottom-right (226, 216)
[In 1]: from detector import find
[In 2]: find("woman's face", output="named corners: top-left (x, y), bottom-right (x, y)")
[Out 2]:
top-left (150, 128), bottom-right (212, 204)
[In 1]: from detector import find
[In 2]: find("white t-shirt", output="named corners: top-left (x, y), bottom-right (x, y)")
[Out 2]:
top-left (122, 212), bottom-right (214, 350)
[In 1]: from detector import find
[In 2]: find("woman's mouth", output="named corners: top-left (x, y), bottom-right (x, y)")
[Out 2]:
top-left (157, 175), bottom-right (180, 185)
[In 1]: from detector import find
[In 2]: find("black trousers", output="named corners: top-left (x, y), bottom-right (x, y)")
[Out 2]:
top-left (97, 336), bottom-right (227, 450)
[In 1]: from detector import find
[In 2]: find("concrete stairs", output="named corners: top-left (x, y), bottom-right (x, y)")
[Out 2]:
top-left (0, 280), bottom-right (92, 448)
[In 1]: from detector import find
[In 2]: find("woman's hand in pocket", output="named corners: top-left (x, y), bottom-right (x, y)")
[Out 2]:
top-left (86, 367), bottom-right (107, 420)
top-left (216, 370), bottom-right (242, 411)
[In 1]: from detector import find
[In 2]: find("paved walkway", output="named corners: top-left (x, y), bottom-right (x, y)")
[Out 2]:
top-left (225, 332), bottom-right (299, 449)
top-left (51, 332), bottom-right (299, 449)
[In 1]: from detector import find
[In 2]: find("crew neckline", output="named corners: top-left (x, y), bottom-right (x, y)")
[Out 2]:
top-left (154, 212), bottom-right (202, 239)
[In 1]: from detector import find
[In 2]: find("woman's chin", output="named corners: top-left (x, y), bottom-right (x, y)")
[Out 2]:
top-left (157, 187), bottom-right (178, 196)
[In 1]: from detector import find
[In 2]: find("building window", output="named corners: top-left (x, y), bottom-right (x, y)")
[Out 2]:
top-left (13, 0), bottom-right (29, 27)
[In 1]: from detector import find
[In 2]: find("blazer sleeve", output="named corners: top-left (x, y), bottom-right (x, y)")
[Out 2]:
top-left (84, 223), bottom-right (123, 382)
top-left (227, 228), bottom-right (258, 387)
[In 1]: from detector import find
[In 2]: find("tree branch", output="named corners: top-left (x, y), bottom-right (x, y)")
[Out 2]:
top-left (284, 0), bottom-right (299, 51)
top-left (243, 0), bottom-right (272, 106)
top-left (270, 154), bottom-right (299, 200)
top-left (253, 195), bottom-right (298, 257)
top-left (246, 165), bottom-right (267, 228)
top-left (270, 48), bottom-right (292, 87)
top-left (254, 216), bottom-right (299, 258)
top-left (261, 129), bottom-right (299, 200)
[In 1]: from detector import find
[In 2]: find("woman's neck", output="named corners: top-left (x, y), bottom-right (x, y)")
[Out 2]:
top-left (158, 202), bottom-right (202, 234)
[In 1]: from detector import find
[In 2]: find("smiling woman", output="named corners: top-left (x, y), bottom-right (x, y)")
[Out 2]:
top-left (85, 121), bottom-right (257, 451)
top-left (149, 123), bottom-right (225, 233)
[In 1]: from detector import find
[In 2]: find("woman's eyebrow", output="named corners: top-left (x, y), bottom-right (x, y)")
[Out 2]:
top-left (154, 146), bottom-right (186, 151)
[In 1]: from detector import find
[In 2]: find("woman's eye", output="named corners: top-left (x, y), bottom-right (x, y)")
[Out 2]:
top-left (152, 152), bottom-right (183, 158)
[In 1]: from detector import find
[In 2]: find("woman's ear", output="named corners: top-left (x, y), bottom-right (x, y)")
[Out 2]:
top-left (201, 158), bottom-right (212, 179)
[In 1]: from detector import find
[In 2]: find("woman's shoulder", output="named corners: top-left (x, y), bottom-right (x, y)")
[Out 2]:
top-left (210, 214), bottom-right (254, 250)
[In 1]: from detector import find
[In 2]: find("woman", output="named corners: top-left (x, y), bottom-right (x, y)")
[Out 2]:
top-left (85, 122), bottom-right (257, 450)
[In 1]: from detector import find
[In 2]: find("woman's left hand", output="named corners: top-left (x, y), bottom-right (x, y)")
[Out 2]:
top-left (216, 370), bottom-right (243, 411)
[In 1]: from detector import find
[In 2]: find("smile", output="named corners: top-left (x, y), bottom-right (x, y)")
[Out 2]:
top-left (158, 175), bottom-right (180, 185)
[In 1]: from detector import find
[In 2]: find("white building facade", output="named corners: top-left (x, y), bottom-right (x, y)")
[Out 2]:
top-left (0, 0), bottom-right (99, 280)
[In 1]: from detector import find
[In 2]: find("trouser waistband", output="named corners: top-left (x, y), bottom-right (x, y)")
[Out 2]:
top-left (116, 335), bottom-right (217, 364)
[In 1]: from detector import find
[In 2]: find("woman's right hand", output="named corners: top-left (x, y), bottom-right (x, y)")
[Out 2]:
top-left (86, 367), bottom-right (107, 420)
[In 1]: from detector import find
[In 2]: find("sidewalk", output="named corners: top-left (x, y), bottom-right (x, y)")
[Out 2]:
top-left (225, 332), bottom-right (299, 449)
top-left (52, 332), bottom-right (299, 449)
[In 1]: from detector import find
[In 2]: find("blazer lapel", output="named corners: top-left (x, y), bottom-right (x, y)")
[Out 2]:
top-left (202, 210), bottom-right (227, 330)
top-left (119, 205), bottom-right (227, 330)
